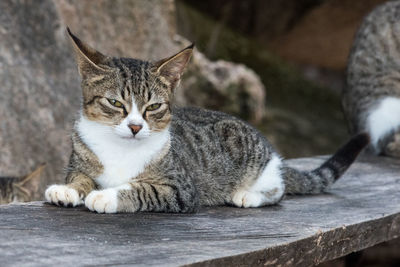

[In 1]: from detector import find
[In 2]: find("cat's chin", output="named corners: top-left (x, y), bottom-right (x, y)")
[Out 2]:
top-left (121, 137), bottom-right (140, 141)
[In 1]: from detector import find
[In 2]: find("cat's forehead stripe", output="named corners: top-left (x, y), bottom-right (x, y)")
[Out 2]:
top-left (109, 57), bottom-right (169, 102)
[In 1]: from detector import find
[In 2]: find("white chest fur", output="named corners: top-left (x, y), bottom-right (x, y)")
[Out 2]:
top-left (77, 116), bottom-right (170, 189)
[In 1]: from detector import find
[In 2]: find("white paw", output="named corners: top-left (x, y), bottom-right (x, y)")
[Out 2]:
top-left (232, 154), bottom-right (285, 208)
top-left (232, 190), bottom-right (247, 207)
top-left (45, 184), bottom-right (83, 207)
top-left (232, 190), bottom-right (263, 208)
top-left (232, 189), bottom-right (282, 208)
top-left (85, 189), bottom-right (118, 213)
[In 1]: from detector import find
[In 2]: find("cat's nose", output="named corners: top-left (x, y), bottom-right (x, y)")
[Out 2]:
top-left (128, 124), bottom-right (143, 136)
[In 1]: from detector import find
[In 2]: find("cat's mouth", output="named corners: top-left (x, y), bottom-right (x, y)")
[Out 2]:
top-left (120, 135), bottom-right (146, 141)
top-left (121, 136), bottom-right (139, 140)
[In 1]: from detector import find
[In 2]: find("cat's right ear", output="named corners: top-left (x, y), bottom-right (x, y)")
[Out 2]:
top-left (16, 164), bottom-right (45, 199)
top-left (67, 27), bottom-right (110, 79)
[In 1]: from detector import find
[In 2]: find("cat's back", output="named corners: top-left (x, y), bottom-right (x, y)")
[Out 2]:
top-left (170, 106), bottom-right (248, 147)
top-left (169, 106), bottom-right (273, 165)
top-left (344, 1), bottom-right (400, 132)
top-left (171, 106), bottom-right (235, 127)
top-left (170, 106), bottom-right (268, 140)
top-left (347, 1), bottom-right (400, 77)
top-left (343, 1), bottom-right (400, 156)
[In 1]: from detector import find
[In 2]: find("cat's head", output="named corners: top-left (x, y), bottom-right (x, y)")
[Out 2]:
top-left (68, 28), bottom-right (193, 140)
top-left (0, 164), bottom-right (44, 204)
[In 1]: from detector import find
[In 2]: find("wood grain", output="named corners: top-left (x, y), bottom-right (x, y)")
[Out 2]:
top-left (0, 155), bottom-right (399, 266)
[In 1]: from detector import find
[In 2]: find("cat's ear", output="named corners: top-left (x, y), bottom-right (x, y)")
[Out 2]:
top-left (67, 27), bottom-right (110, 79)
top-left (153, 44), bottom-right (194, 91)
top-left (16, 164), bottom-right (45, 198)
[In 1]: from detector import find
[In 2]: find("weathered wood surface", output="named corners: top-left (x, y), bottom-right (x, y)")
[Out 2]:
top-left (0, 155), bottom-right (399, 267)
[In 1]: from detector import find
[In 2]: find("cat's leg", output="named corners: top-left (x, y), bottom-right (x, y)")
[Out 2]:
top-left (231, 154), bottom-right (285, 208)
top-left (85, 181), bottom-right (198, 213)
top-left (383, 131), bottom-right (400, 157)
top-left (367, 97), bottom-right (400, 156)
top-left (45, 172), bottom-right (96, 207)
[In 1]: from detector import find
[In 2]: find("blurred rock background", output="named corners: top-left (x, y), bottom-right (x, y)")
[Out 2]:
top-left (0, 0), bottom-right (397, 265)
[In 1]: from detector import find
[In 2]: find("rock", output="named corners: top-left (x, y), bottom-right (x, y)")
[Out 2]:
top-left (177, 39), bottom-right (265, 123)
top-left (0, 0), bottom-right (78, 196)
top-left (0, 0), bottom-right (266, 199)
top-left (54, 0), bottom-right (178, 61)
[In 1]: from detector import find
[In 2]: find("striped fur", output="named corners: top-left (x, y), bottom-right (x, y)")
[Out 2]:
top-left (343, 1), bottom-right (400, 157)
top-left (283, 133), bottom-right (369, 194)
top-left (45, 29), bottom-right (369, 213)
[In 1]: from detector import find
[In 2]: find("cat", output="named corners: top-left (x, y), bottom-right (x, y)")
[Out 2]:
top-left (45, 28), bottom-right (369, 213)
top-left (0, 164), bottom-right (45, 204)
top-left (343, 1), bottom-right (400, 158)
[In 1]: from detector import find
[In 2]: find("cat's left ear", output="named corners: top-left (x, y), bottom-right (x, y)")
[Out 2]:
top-left (153, 44), bottom-right (194, 91)
top-left (16, 164), bottom-right (45, 198)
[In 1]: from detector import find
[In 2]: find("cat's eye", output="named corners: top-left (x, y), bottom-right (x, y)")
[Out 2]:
top-left (146, 103), bottom-right (162, 111)
top-left (108, 99), bottom-right (124, 108)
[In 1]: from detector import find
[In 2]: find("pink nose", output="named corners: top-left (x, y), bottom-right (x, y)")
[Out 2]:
top-left (128, 124), bottom-right (142, 135)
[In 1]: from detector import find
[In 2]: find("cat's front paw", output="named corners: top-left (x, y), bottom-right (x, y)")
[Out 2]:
top-left (383, 133), bottom-right (400, 158)
top-left (45, 184), bottom-right (83, 207)
top-left (85, 189), bottom-right (118, 213)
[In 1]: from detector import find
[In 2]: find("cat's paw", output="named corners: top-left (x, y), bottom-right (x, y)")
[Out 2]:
top-left (232, 190), bottom-right (262, 208)
top-left (45, 184), bottom-right (83, 207)
top-left (232, 189), bottom-right (282, 208)
top-left (383, 133), bottom-right (400, 158)
top-left (85, 189), bottom-right (118, 213)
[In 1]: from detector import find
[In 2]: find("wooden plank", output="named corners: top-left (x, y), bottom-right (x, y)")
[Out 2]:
top-left (0, 155), bottom-right (399, 266)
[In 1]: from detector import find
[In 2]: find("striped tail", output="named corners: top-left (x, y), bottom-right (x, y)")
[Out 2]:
top-left (282, 133), bottom-right (370, 194)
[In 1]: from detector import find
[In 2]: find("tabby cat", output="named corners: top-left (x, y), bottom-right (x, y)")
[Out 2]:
top-left (0, 164), bottom-right (44, 204)
top-left (45, 28), bottom-right (369, 213)
top-left (343, 1), bottom-right (400, 157)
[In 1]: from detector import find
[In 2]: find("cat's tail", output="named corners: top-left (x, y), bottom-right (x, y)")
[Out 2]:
top-left (282, 132), bottom-right (370, 194)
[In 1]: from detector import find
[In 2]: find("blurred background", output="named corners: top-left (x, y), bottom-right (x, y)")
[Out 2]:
top-left (0, 0), bottom-right (398, 266)
top-left (175, 0), bottom-right (387, 157)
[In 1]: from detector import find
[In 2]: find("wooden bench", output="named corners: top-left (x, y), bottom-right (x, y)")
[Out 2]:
top-left (1, 155), bottom-right (399, 266)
